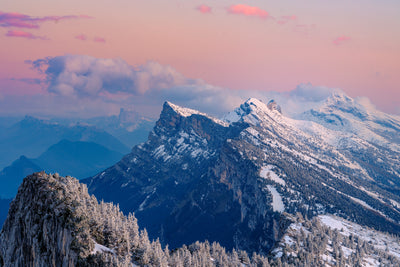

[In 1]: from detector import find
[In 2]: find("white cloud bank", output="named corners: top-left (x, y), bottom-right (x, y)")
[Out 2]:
top-left (0, 54), bottom-right (391, 118)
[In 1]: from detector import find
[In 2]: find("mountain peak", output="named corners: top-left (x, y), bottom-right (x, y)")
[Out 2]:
top-left (85, 99), bottom-right (400, 259)
top-left (245, 97), bottom-right (266, 107)
top-left (242, 98), bottom-right (282, 115)
top-left (164, 101), bottom-right (204, 118)
top-left (162, 101), bottom-right (228, 126)
top-left (0, 172), bottom-right (144, 266)
top-left (19, 115), bottom-right (50, 126)
top-left (267, 99), bottom-right (282, 114)
top-left (223, 98), bottom-right (282, 125)
top-left (326, 91), bottom-right (354, 105)
top-left (319, 91), bottom-right (370, 120)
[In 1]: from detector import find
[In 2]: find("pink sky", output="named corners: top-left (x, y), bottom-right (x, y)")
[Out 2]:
top-left (0, 0), bottom-right (399, 115)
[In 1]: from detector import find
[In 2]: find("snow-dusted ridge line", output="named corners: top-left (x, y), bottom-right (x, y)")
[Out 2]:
top-left (222, 98), bottom-right (281, 125)
top-left (166, 101), bottom-right (229, 127)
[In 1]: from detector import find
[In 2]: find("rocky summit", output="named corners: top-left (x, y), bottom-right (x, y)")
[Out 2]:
top-left (0, 172), bottom-right (142, 266)
top-left (84, 96), bottom-right (400, 255)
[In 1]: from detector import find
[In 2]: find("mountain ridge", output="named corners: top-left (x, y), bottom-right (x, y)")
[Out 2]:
top-left (0, 116), bottom-right (130, 169)
top-left (0, 140), bottom-right (123, 199)
top-left (85, 95), bottom-right (400, 255)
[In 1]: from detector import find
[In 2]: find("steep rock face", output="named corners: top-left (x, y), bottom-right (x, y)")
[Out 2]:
top-left (0, 172), bottom-right (274, 267)
top-left (85, 97), bottom-right (400, 255)
top-left (86, 101), bottom-right (291, 253)
top-left (267, 100), bottom-right (282, 114)
top-left (0, 172), bottom-right (140, 267)
top-left (0, 172), bottom-right (81, 266)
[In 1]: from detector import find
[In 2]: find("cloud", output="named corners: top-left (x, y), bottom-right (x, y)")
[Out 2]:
top-left (289, 83), bottom-right (340, 102)
top-left (10, 77), bottom-right (43, 85)
top-left (31, 55), bottom-right (197, 97)
top-left (25, 54), bottom-right (245, 116)
top-left (333, 36), bottom-right (351, 45)
top-left (75, 34), bottom-right (87, 41)
top-left (0, 11), bottom-right (92, 29)
top-left (196, 5), bottom-right (212, 14)
top-left (76, 35), bottom-right (105, 43)
top-left (356, 96), bottom-right (377, 111)
top-left (5, 30), bottom-right (47, 40)
top-left (22, 54), bottom-right (373, 118)
top-left (227, 4), bottom-right (269, 19)
top-left (277, 15), bottom-right (297, 25)
top-left (94, 37), bottom-right (106, 43)
top-left (25, 57), bottom-right (52, 73)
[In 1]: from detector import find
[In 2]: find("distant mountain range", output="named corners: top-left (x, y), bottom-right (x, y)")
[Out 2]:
top-left (84, 92), bottom-right (400, 256)
top-left (0, 110), bottom-right (155, 228)
top-left (47, 108), bottom-right (155, 148)
top-left (0, 116), bottom-right (129, 169)
top-left (0, 139), bottom-right (123, 199)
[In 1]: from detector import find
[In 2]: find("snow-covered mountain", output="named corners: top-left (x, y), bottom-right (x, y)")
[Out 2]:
top-left (84, 93), bottom-right (400, 255)
top-left (298, 91), bottom-right (400, 149)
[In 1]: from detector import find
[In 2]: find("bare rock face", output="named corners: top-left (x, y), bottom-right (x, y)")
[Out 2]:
top-left (267, 100), bottom-right (282, 114)
top-left (85, 99), bottom-right (400, 256)
top-left (0, 172), bottom-right (273, 266)
top-left (0, 172), bottom-right (140, 267)
top-left (84, 101), bottom-right (293, 253)
top-left (0, 172), bottom-right (80, 266)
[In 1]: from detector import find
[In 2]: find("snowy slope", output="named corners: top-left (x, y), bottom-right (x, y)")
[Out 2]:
top-left (272, 213), bottom-right (400, 266)
top-left (86, 97), bottom-right (400, 256)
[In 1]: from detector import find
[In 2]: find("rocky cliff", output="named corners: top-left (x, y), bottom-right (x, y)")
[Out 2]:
top-left (85, 98), bottom-right (400, 255)
top-left (0, 172), bottom-right (141, 266)
top-left (0, 172), bottom-right (273, 267)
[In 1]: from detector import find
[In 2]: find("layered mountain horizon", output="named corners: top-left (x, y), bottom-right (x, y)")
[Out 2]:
top-left (1, 91), bottom-right (399, 265)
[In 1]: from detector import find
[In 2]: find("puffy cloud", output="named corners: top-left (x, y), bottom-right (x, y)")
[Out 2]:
top-left (94, 37), bottom-right (106, 43)
top-left (227, 4), bottom-right (269, 19)
top-left (333, 36), bottom-right (351, 45)
top-left (75, 34), bottom-right (87, 41)
top-left (35, 55), bottom-right (134, 96)
top-left (5, 30), bottom-right (47, 40)
top-left (26, 55), bottom-right (246, 116)
top-left (0, 11), bottom-right (91, 29)
top-left (32, 55), bottom-right (200, 97)
top-left (196, 5), bottom-right (212, 14)
top-left (23, 55), bottom-right (364, 118)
